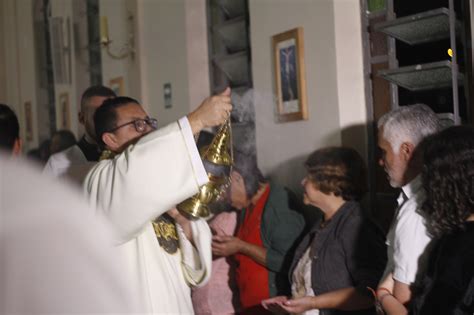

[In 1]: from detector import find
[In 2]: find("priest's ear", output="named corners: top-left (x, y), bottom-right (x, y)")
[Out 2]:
top-left (102, 132), bottom-right (119, 152)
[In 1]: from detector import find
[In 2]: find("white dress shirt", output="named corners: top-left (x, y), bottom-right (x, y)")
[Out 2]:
top-left (385, 175), bottom-right (431, 285)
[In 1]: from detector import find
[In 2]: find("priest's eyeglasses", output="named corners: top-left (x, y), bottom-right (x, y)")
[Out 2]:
top-left (109, 117), bottom-right (158, 133)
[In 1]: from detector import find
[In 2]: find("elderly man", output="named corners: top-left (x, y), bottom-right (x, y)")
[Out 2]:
top-left (375, 104), bottom-right (440, 309)
top-left (44, 85), bottom-right (116, 183)
top-left (0, 103), bottom-right (21, 155)
top-left (84, 89), bottom-right (232, 314)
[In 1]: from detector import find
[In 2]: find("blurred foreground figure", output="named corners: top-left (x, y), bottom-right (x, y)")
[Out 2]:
top-left (0, 103), bottom-right (21, 155)
top-left (0, 154), bottom-right (139, 314)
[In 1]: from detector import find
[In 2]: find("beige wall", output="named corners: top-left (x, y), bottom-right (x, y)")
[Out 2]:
top-left (250, 0), bottom-right (343, 192)
top-left (50, 0), bottom-right (79, 137)
top-left (334, 0), bottom-right (368, 160)
top-left (100, 0), bottom-right (133, 97)
top-left (1, 0), bottom-right (41, 150)
top-left (108, 0), bottom-right (210, 125)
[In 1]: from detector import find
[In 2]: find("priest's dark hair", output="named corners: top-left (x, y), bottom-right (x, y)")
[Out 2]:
top-left (0, 103), bottom-right (20, 152)
top-left (94, 96), bottom-right (141, 148)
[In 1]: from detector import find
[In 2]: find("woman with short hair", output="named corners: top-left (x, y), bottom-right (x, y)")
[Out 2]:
top-left (263, 147), bottom-right (387, 315)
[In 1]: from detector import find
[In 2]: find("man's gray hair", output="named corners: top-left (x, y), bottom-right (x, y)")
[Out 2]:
top-left (378, 104), bottom-right (441, 153)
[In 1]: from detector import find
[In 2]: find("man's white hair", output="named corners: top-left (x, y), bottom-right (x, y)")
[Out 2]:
top-left (377, 104), bottom-right (441, 153)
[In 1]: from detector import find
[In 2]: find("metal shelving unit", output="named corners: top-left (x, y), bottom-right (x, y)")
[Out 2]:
top-left (374, 0), bottom-right (462, 124)
top-left (377, 60), bottom-right (463, 91)
top-left (373, 8), bottom-right (459, 45)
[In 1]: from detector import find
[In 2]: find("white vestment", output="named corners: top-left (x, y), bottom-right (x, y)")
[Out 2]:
top-left (43, 144), bottom-right (96, 184)
top-left (84, 118), bottom-right (212, 314)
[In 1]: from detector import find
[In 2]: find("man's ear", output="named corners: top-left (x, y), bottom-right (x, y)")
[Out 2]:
top-left (400, 142), bottom-right (415, 162)
top-left (78, 111), bottom-right (85, 125)
top-left (102, 132), bottom-right (118, 152)
top-left (12, 138), bottom-right (22, 156)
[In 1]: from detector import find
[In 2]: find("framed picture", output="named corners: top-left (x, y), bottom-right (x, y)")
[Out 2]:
top-left (24, 101), bottom-right (33, 141)
top-left (59, 92), bottom-right (70, 129)
top-left (109, 77), bottom-right (125, 96)
top-left (272, 27), bottom-right (308, 122)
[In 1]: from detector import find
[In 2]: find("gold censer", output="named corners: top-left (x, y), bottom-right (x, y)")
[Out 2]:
top-left (177, 119), bottom-right (233, 219)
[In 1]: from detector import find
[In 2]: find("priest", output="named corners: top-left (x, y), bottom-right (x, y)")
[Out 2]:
top-left (84, 88), bottom-right (232, 314)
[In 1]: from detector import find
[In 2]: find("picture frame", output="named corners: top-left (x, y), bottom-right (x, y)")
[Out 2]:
top-left (24, 101), bottom-right (33, 141)
top-left (58, 92), bottom-right (70, 129)
top-left (109, 77), bottom-right (125, 96)
top-left (272, 27), bottom-right (308, 122)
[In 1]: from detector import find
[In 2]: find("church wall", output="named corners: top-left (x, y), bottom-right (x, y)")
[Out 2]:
top-left (249, 0), bottom-right (343, 193)
top-left (1, 0), bottom-right (41, 151)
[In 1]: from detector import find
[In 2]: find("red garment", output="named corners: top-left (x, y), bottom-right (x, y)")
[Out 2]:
top-left (236, 185), bottom-right (272, 315)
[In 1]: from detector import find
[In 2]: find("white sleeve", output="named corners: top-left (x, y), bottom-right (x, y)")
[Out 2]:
top-left (43, 154), bottom-right (63, 177)
top-left (392, 211), bottom-right (431, 284)
top-left (178, 117), bottom-right (208, 186)
top-left (177, 219), bottom-right (212, 287)
top-left (84, 120), bottom-right (208, 244)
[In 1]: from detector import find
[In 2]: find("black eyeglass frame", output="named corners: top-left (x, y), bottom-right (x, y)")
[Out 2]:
top-left (107, 117), bottom-right (158, 133)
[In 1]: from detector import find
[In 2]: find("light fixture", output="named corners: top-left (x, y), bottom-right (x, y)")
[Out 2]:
top-left (100, 14), bottom-right (135, 60)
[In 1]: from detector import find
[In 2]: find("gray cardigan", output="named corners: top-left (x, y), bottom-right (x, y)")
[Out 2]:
top-left (289, 201), bottom-right (387, 315)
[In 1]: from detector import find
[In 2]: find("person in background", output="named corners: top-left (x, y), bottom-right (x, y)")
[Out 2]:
top-left (0, 103), bottom-right (21, 156)
top-left (376, 104), bottom-right (440, 309)
top-left (49, 130), bottom-right (76, 155)
top-left (378, 126), bottom-right (474, 315)
top-left (212, 149), bottom-right (305, 315)
top-left (262, 147), bottom-right (386, 315)
top-left (44, 85), bottom-right (116, 183)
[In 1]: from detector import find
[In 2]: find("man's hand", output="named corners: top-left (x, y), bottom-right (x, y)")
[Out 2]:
top-left (211, 234), bottom-right (243, 257)
top-left (187, 87), bottom-right (232, 134)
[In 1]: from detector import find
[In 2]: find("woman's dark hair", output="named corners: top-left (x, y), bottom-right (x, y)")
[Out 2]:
top-left (94, 96), bottom-right (140, 148)
top-left (305, 147), bottom-right (367, 201)
top-left (421, 125), bottom-right (474, 238)
top-left (232, 149), bottom-right (266, 198)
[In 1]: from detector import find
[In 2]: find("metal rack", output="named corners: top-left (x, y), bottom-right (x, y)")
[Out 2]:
top-left (374, 0), bottom-right (461, 124)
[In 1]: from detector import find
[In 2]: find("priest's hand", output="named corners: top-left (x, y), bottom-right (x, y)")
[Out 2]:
top-left (167, 208), bottom-right (193, 243)
top-left (211, 234), bottom-right (242, 257)
top-left (187, 87), bottom-right (232, 134)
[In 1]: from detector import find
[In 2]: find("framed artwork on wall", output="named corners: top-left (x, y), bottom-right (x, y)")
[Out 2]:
top-left (272, 27), bottom-right (308, 122)
top-left (24, 101), bottom-right (33, 141)
top-left (109, 77), bottom-right (125, 96)
top-left (59, 92), bottom-right (70, 130)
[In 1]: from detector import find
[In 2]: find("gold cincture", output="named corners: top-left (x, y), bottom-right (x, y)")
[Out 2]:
top-left (177, 119), bottom-right (233, 220)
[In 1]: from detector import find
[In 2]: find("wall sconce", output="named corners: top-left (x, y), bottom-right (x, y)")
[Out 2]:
top-left (100, 14), bottom-right (135, 60)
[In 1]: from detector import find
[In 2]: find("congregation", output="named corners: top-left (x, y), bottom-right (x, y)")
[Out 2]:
top-left (1, 86), bottom-right (473, 315)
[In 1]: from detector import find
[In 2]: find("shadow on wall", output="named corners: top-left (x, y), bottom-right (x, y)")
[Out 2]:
top-left (341, 123), bottom-right (368, 161)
